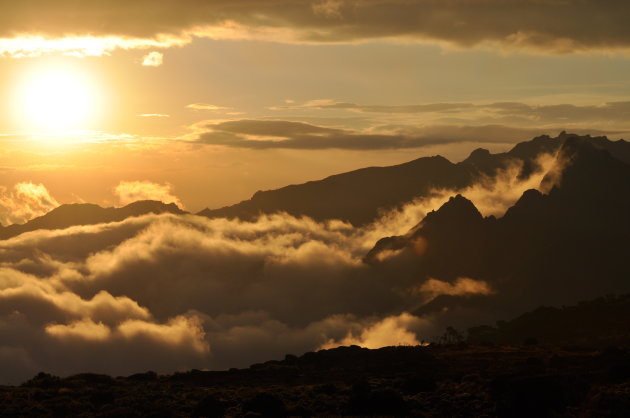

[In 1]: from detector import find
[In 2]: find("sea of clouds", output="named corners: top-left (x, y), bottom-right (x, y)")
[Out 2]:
top-left (0, 156), bottom-right (554, 383)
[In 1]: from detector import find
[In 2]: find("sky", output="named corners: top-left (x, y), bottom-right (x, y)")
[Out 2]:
top-left (1, 0), bottom-right (630, 383)
top-left (1, 1), bottom-right (630, 215)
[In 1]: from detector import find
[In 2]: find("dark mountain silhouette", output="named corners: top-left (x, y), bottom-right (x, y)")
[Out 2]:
top-left (1, 132), bottom-right (627, 248)
top-left (197, 132), bottom-right (629, 226)
top-left (367, 135), bottom-right (630, 317)
top-left (0, 200), bottom-right (185, 240)
top-left (199, 155), bottom-right (472, 226)
top-left (1, 133), bottom-right (626, 241)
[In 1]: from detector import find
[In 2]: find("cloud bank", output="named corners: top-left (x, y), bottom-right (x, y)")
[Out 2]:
top-left (2, 1), bottom-right (630, 55)
top-left (281, 99), bottom-right (630, 126)
top-left (0, 153), bottom-right (559, 383)
top-left (195, 99), bottom-right (630, 150)
top-left (197, 119), bottom-right (544, 150)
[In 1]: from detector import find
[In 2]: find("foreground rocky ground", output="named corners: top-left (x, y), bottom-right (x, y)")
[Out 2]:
top-left (1, 343), bottom-right (629, 417)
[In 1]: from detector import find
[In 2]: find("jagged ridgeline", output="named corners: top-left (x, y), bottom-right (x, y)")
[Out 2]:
top-left (3, 132), bottom-right (628, 239)
top-left (198, 132), bottom-right (629, 225)
top-left (367, 134), bottom-right (630, 318)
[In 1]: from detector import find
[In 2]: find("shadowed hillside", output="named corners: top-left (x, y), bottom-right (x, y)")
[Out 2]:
top-left (468, 294), bottom-right (630, 347)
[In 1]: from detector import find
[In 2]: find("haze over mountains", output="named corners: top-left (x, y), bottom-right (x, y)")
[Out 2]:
top-left (0, 132), bottom-right (628, 384)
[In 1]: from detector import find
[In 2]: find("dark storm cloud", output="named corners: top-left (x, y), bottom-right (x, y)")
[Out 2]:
top-left (3, 1), bottom-right (630, 53)
top-left (198, 119), bottom-right (557, 150)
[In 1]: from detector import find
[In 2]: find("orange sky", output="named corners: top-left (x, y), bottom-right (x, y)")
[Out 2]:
top-left (2, 0), bottom-right (630, 216)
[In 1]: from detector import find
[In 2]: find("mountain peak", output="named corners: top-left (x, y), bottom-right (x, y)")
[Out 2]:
top-left (503, 189), bottom-right (545, 221)
top-left (197, 132), bottom-right (630, 226)
top-left (542, 134), bottom-right (625, 193)
top-left (506, 133), bottom-right (559, 161)
top-left (120, 200), bottom-right (185, 215)
top-left (422, 194), bottom-right (483, 227)
top-left (463, 148), bottom-right (492, 164)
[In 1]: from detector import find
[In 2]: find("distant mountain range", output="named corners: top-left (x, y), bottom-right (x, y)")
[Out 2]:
top-left (2, 133), bottom-right (629, 262)
top-left (367, 135), bottom-right (630, 317)
top-left (198, 132), bottom-right (629, 226)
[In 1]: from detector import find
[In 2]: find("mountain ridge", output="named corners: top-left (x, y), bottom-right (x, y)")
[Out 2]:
top-left (0, 200), bottom-right (186, 240)
top-left (198, 132), bottom-right (629, 226)
top-left (1, 133), bottom-right (628, 242)
top-left (367, 135), bottom-right (630, 319)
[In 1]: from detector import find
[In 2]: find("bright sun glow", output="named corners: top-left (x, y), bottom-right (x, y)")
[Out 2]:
top-left (14, 65), bottom-right (100, 132)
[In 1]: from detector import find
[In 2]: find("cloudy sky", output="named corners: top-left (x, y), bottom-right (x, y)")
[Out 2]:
top-left (0, 0), bottom-right (629, 213)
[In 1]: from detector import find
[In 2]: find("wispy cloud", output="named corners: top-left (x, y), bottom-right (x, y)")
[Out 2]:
top-left (114, 181), bottom-right (183, 208)
top-left (279, 99), bottom-right (630, 123)
top-left (195, 119), bottom-right (551, 150)
top-left (187, 103), bottom-right (231, 111)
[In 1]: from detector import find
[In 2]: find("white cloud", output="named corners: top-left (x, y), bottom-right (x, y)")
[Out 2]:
top-left (114, 180), bottom-right (183, 208)
top-left (141, 51), bottom-right (164, 67)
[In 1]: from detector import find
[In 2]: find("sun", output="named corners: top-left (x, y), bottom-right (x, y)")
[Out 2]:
top-left (14, 65), bottom-right (100, 132)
